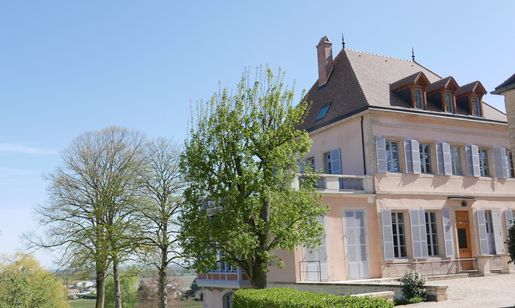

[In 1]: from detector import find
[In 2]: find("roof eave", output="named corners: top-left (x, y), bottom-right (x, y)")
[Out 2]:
top-left (491, 83), bottom-right (515, 95)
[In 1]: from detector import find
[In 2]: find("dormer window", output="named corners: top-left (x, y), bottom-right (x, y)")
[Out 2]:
top-left (444, 91), bottom-right (454, 113)
top-left (414, 88), bottom-right (425, 109)
top-left (471, 96), bottom-right (481, 117)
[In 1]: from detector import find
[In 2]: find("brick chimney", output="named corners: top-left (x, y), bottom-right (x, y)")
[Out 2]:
top-left (316, 36), bottom-right (334, 87)
top-left (492, 74), bottom-right (515, 155)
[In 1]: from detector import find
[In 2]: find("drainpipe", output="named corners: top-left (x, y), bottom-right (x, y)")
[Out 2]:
top-left (360, 116), bottom-right (367, 175)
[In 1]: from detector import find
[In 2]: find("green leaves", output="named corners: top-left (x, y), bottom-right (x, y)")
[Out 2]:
top-left (179, 67), bottom-right (326, 287)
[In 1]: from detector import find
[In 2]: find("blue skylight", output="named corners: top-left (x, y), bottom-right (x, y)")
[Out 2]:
top-left (315, 104), bottom-right (331, 121)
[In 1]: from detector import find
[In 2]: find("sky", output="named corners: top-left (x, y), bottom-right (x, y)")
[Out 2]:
top-left (0, 1), bottom-right (514, 269)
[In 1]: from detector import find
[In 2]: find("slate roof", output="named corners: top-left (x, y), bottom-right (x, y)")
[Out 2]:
top-left (426, 76), bottom-right (458, 93)
top-left (492, 73), bottom-right (515, 94)
top-left (301, 48), bottom-right (507, 131)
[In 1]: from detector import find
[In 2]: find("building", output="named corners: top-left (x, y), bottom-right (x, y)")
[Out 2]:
top-left (492, 74), bottom-right (515, 155)
top-left (198, 36), bottom-right (515, 308)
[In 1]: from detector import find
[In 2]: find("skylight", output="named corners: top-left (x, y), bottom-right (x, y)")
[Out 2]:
top-left (315, 104), bottom-right (331, 121)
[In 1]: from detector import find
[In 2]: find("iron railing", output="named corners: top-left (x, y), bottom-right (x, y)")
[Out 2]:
top-left (299, 260), bottom-right (321, 282)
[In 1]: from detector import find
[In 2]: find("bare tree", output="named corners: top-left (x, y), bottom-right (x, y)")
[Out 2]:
top-left (31, 126), bottom-right (146, 308)
top-left (138, 139), bottom-right (184, 308)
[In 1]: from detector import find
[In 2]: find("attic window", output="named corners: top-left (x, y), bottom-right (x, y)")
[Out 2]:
top-left (471, 96), bottom-right (481, 116)
top-left (315, 104), bottom-right (331, 121)
top-left (414, 88), bottom-right (425, 109)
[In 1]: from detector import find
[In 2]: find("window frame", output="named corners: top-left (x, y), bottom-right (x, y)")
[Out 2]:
top-left (450, 145), bottom-right (463, 176)
top-left (385, 139), bottom-right (401, 173)
top-left (444, 91), bottom-right (454, 113)
top-left (413, 88), bottom-right (425, 109)
top-left (478, 147), bottom-right (490, 177)
top-left (425, 211), bottom-right (439, 257)
top-left (315, 104), bottom-right (331, 121)
top-left (471, 96), bottom-right (481, 117)
top-left (419, 143), bottom-right (432, 174)
top-left (391, 211), bottom-right (407, 258)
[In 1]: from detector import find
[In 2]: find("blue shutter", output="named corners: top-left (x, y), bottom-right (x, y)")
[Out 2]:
top-left (466, 145), bottom-right (480, 177)
top-left (411, 140), bottom-right (421, 174)
top-left (476, 209), bottom-right (489, 255)
top-left (436, 143), bottom-right (444, 175)
top-left (330, 148), bottom-right (342, 174)
top-left (375, 137), bottom-right (387, 173)
top-left (492, 209), bottom-right (504, 254)
top-left (404, 140), bottom-right (413, 173)
top-left (442, 142), bottom-right (452, 176)
top-left (493, 147), bottom-right (508, 179)
top-left (442, 208), bottom-right (454, 258)
top-left (410, 209), bottom-right (428, 259)
top-left (381, 209), bottom-right (394, 260)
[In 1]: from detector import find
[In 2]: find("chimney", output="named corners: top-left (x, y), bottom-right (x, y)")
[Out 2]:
top-left (492, 74), bottom-right (515, 156)
top-left (316, 36), bottom-right (334, 87)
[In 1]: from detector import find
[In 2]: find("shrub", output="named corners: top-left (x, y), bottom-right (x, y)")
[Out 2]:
top-left (233, 288), bottom-right (393, 308)
top-left (508, 224), bottom-right (515, 264)
top-left (399, 270), bottom-right (426, 301)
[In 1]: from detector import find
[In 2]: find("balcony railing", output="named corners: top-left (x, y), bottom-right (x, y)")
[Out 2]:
top-left (384, 258), bottom-right (479, 278)
top-left (296, 174), bottom-right (374, 194)
top-left (197, 268), bottom-right (251, 288)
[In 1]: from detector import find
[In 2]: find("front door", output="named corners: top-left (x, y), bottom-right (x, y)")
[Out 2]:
top-left (344, 210), bottom-right (368, 279)
top-left (455, 211), bottom-right (473, 270)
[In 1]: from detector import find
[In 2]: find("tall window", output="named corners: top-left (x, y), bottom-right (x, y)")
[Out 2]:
top-left (385, 140), bottom-right (400, 172)
top-left (414, 88), bottom-right (424, 109)
top-left (485, 210), bottom-right (496, 254)
top-left (504, 150), bottom-right (514, 178)
top-left (479, 148), bottom-right (489, 177)
top-left (471, 96), bottom-right (481, 116)
top-left (419, 143), bottom-right (432, 174)
top-left (444, 92), bottom-right (454, 113)
top-left (425, 212), bottom-right (439, 256)
top-left (451, 145), bottom-right (463, 175)
top-left (391, 212), bottom-right (407, 258)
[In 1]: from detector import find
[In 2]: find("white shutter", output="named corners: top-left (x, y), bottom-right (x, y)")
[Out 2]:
top-left (493, 147), bottom-right (508, 179)
top-left (330, 148), bottom-right (342, 175)
top-left (466, 145), bottom-right (480, 177)
top-left (436, 143), bottom-right (444, 175)
top-left (492, 209), bottom-right (504, 254)
top-left (505, 209), bottom-right (514, 236)
top-left (476, 209), bottom-right (489, 255)
top-left (410, 210), bottom-right (428, 259)
top-left (442, 142), bottom-right (452, 176)
top-left (411, 140), bottom-right (421, 174)
top-left (381, 209), bottom-right (394, 260)
top-left (375, 137), bottom-right (387, 173)
top-left (404, 140), bottom-right (413, 173)
top-left (442, 208), bottom-right (454, 258)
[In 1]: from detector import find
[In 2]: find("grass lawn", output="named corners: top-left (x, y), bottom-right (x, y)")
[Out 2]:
top-left (69, 299), bottom-right (96, 308)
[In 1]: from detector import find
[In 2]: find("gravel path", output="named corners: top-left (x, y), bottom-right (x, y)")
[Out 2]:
top-left (411, 273), bottom-right (515, 308)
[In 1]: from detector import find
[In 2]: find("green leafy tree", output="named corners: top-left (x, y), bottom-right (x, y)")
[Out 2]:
top-left (180, 68), bottom-right (325, 288)
top-left (508, 224), bottom-right (515, 263)
top-left (105, 271), bottom-right (139, 308)
top-left (0, 254), bottom-right (68, 308)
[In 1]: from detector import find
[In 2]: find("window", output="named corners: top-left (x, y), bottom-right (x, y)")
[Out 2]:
top-left (425, 212), bottom-right (439, 256)
top-left (323, 149), bottom-right (341, 174)
top-left (451, 146), bottom-right (463, 175)
top-left (479, 148), bottom-right (490, 177)
top-left (444, 92), bottom-right (454, 113)
top-left (505, 150), bottom-right (514, 178)
top-left (315, 104), bottom-right (331, 121)
top-left (419, 143), bottom-right (432, 174)
top-left (391, 212), bottom-right (407, 258)
top-left (385, 140), bottom-right (400, 172)
top-left (485, 210), bottom-right (496, 254)
top-left (471, 96), bottom-right (481, 116)
top-left (414, 88), bottom-right (424, 109)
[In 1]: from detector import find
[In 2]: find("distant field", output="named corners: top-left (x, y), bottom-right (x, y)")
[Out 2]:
top-left (69, 299), bottom-right (95, 308)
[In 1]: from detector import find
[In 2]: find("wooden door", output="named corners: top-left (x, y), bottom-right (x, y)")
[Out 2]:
top-left (455, 211), bottom-right (473, 270)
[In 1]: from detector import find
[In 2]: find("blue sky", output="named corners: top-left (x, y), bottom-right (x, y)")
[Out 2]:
top-left (0, 1), bottom-right (514, 268)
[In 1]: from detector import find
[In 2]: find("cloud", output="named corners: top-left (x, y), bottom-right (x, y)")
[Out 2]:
top-left (0, 143), bottom-right (58, 155)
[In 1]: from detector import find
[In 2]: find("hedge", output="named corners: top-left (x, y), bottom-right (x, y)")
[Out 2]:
top-left (233, 288), bottom-right (393, 308)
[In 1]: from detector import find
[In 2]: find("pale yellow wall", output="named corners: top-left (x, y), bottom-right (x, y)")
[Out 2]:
top-left (267, 247), bottom-right (302, 283)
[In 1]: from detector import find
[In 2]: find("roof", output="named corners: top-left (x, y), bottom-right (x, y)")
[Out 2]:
top-left (390, 71), bottom-right (430, 91)
top-left (426, 76), bottom-right (459, 93)
top-left (301, 48), bottom-right (507, 131)
top-left (492, 73), bottom-right (515, 94)
top-left (455, 81), bottom-right (487, 97)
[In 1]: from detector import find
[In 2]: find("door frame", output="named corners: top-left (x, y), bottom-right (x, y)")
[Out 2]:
top-left (454, 210), bottom-right (473, 270)
top-left (343, 209), bottom-right (369, 280)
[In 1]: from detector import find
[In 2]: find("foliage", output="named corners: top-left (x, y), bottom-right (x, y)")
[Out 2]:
top-left (232, 288), bottom-right (393, 308)
top-left (0, 254), bottom-right (69, 308)
top-left (105, 272), bottom-right (139, 308)
top-left (399, 270), bottom-right (426, 301)
top-left (179, 67), bottom-right (326, 288)
top-left (508, 224), bottom-right (515, 264)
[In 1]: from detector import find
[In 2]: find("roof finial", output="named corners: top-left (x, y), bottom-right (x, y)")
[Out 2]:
top-left (341, 34), bottom-right (345, 49)
top-left (411, 47), bottom-right (415, 61)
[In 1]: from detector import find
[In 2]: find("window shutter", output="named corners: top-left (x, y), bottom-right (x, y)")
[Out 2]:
top-left (318, 216), bottom-right (329, 281)
top-left (441, 208), bottom-right (454, 258)
top-left (466, 145), bottom-right (480, 177)
top-left (411, 139), bottom-right (421, 174)
top-left (381, 209), bottom-right (394, 261)
top-left (505, 209), bottom-right (514, 236)
top-left (375, 137), bottom-right (387, 173)
top-left (330, 148), bottom-right (342, 175)
top-left (436, 143), bottom-right (444, 175)
top-left (404, 140), bottom-right (413, 173)
top-left (491, 209), bottom-right (504, 254)
top-left (493, 147), bottom-right (507, 179)
top-left (442, 142), bottom-right (452, 176)
top-left (476, 209), bottom-right (489, 255)
top-left (410, 209), bottom-right (428, 259)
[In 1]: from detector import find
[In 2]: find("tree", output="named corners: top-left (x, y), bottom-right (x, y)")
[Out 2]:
top-left (31, 126), bottom-right (146, 308)
top-left (179, 68), bottom-right (326, 288)
top-left (105, 271), bottom-right (139, 308)
top-left (138, 139), bottom-right (184, 308)
top-left (508, 224), bottom-right (515, 263)
top-left (0, 254), bottom-right (68, 308)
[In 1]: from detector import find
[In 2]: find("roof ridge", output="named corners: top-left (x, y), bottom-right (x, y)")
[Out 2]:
top-left (343, 48), bottom-right (412, 63)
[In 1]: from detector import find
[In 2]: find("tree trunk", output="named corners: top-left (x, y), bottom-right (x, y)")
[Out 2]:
top-left (113, 256), bottom-right (122, 308)
top-left (96, 272), bottom-right (106, 308)
top-left (158, 261), bottom-right (168, 308)
top-left (250, 257), bottom-right (267, 289)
